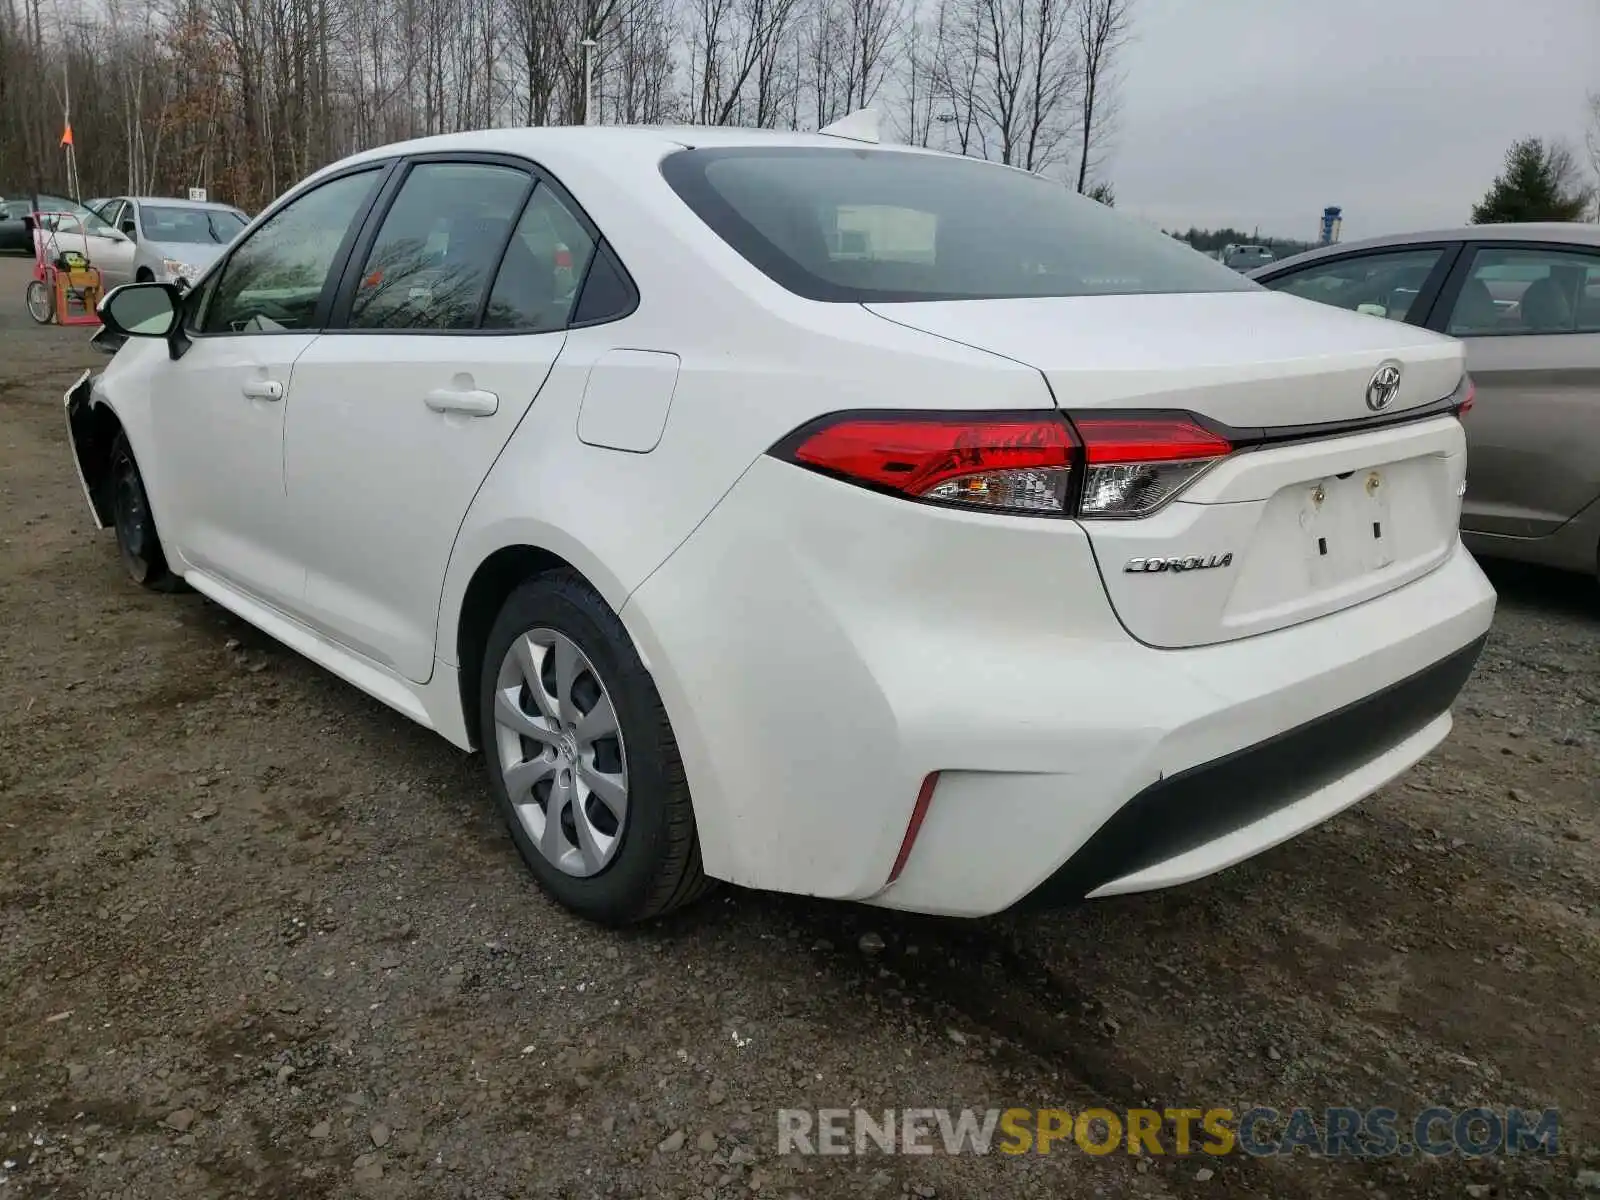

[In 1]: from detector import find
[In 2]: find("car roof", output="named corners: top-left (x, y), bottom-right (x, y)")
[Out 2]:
top-left (1258, 223), bottom-right (1600, 275)
top-left (326, 124), bottom-right (948, 175)
top-left (121, 196), bottom-right (246, 212)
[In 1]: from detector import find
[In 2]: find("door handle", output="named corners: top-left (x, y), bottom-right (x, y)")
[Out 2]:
top-left (425, 387), bottom-right (498, 417)
top-left (241, 379), bottom-right (283, 401)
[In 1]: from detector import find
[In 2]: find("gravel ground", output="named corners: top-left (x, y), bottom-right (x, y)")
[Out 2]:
top-left (1, 254), bottom-right (1597, 1200)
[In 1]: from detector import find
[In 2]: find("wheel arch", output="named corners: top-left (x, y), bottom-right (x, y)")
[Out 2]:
top-left (67, 390), bottom-right (128, 528)
top-left (449, 538), bottom-right (645, 752)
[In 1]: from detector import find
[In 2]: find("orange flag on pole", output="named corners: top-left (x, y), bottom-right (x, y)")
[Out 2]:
top-left (60, 123), bottom-right (73, 147)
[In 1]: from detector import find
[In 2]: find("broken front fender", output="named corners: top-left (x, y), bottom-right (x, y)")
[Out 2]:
top-left (64, 369), bottom-right (110, 529)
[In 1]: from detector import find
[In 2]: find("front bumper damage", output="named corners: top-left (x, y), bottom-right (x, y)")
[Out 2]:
top-left (63, 369), bottom-right (108, 529)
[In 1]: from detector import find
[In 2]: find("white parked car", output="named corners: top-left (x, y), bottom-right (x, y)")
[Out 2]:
top-left (68, 126), bottom-right (1495, 925)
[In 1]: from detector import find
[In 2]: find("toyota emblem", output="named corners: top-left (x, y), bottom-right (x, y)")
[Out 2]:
top-left (1366, 362), bottom-right (1403, 411)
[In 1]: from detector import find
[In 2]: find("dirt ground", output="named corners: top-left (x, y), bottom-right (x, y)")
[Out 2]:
top-left (1, 252), bottom-right (1597, 1200)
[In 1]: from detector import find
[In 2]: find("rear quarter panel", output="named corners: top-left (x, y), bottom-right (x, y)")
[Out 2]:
top-left (432, 284), bottom-right (1053, 666)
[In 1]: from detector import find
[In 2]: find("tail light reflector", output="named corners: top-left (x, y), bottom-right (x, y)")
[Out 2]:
top-left (1074, 415), bottom-right (1232, 518)
top-left (775, 411), bottom-right (1078, 515)
top-left (887, 772), bottom-right (940, 886)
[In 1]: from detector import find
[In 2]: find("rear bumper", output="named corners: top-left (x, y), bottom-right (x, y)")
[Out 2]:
top-left (1016, 633), bottom-right (1484, 908)
top-left (621, 456), bottom-right (1497, 917)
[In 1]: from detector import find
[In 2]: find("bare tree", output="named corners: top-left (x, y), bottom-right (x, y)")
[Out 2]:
top-left (0, 0), bottom-right (1127, 212)
top-left (1019, 0), bottom-right (1075, 171)
top-left (917, 0), bottom-right (1075, 170)
top-left (1072, 0), bottom-right (1129, 193)
top-left (686, 0), bottom-right (804, 127)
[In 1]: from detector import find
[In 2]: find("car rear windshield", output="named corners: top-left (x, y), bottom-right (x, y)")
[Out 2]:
top-left (660, 146), bottom-right (1256, 302)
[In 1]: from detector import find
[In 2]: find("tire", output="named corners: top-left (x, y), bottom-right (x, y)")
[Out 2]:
top-left (25, 279), bottom-right (53, 324)
top-left (136, 268), bottom-right (154, 283)
top-left (106, 432), bottom-right (184, 592)
top-left (479, 571), bottom-right (713, 925)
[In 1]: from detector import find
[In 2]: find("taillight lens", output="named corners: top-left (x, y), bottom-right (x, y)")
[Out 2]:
top-left (769, 410), bottom-right (1232, 519)
top-left (1455, 374), bottom-right (1476, 417)
top-left (775, 411), bottom-right (1078, 515)
top-left (1074, 415), bottom-right (1232, 518)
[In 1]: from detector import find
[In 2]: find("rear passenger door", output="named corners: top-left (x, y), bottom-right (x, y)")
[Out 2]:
top-left (1426, 242), bottom-right (1600, 537)
top-left (281, 154), bottom-right (601, 683)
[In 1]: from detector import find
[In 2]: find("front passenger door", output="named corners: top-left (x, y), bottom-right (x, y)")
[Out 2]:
top-left (151, 166), bottom-right (388, 612)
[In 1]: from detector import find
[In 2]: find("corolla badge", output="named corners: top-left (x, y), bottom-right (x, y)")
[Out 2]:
top-left (1365, 361), bottom-right (1403, 411)
top-left (1124, 553), bottom-right (1234, 574)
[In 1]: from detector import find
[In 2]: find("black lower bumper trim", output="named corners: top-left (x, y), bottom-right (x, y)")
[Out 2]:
top-left (1014, 633), bottom-right (1488, 909)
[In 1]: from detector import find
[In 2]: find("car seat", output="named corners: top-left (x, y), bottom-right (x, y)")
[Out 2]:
top-left (1517, 275), bottom-right (1575, 333)
top-left (1449, 278), bottom-right (1501, 333)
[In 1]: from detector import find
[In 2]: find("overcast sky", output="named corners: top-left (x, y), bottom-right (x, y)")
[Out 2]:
top-left (1110, 0), bottom-right (1598, 240)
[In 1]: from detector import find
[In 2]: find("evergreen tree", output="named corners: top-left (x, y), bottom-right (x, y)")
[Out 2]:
top-left (1470, 137), bottom-right (1592, 223)
top-left (1085, 181), bottom-right (1115, 207)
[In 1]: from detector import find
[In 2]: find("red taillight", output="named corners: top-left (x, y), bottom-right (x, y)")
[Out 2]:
top-left (770, 409), bottom-right (1232, 519)
top-left (1072, 413), bottom-right (1232, 518)
top-left (776, 411), bottom-right (1078, 515)
top-left (1457, 379), bottom-right (1476, 417)
top-left (1073, 416), bottom-right (1232, 464)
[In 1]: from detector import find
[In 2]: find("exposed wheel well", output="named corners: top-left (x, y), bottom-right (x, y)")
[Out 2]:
top-left (71, 402), bottom-right (127, 526)
top-left (136, 267), bottom-right (154, 282)
top-left (456, 545), bottom-right (573, 749)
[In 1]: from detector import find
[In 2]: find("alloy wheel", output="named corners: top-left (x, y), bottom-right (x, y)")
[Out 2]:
top-left (492, 628), bottom-right (628, 877)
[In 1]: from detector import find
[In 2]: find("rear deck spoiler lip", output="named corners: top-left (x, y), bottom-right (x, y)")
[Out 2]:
top-left (1195, 373), bottom-right (1473, 451)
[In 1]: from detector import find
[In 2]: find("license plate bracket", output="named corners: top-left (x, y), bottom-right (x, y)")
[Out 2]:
top-left (1301, 470), bottom-right (1395, 586)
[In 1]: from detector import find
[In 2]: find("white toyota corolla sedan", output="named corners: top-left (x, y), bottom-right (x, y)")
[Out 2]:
top-left (68, 123), bottom-right (1495, 925)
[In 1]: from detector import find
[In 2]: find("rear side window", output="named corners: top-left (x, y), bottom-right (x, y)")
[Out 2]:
top-left (660, 147), bottom-right (1255, 302)
top-left (351, 163), bottom-right (531, 331)
top-left (481, 184), bottom-right (597, 331)
top-left (571, 242), bottom-right (637, 325)
top-left (1447, 246), bottom-right (1600, 336)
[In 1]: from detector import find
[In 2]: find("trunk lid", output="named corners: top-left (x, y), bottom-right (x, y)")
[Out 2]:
top-left (867, 291), bottom-right (1469, 648)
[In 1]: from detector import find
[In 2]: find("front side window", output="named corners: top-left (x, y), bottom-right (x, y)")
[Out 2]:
top-left (1263, 247), bottom-right (1444, 323)
top-left (660, 147), bottom-right (1255, 302)
top-left (350, 163), bottom-right (531, 331)
top-left (202, 169), bottom-right (381, 334)
top-left (1447, 246), bottom-right (1600, 336)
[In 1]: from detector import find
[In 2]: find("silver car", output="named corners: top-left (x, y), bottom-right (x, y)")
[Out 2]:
top-left (1253, 224), bottom-right (1600, 580)
top-left (92, 197), bottom-right (249, 289)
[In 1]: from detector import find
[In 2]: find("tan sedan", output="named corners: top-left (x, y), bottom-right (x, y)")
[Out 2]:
top-left (1254, 223), bottom-right (1600, 581)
